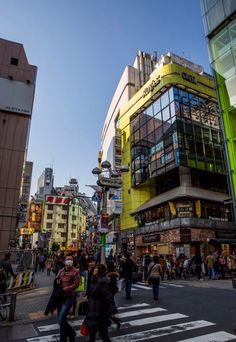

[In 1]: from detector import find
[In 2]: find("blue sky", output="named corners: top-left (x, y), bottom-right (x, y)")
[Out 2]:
top-left (0, 0), bottom-right (210, 197)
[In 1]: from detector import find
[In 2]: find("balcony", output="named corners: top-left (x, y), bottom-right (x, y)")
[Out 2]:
top-left (140, 217), bottom-right (235, 234)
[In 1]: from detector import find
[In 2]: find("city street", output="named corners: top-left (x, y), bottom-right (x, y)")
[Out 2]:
top-left (1, 274), bottom-right (236, 341)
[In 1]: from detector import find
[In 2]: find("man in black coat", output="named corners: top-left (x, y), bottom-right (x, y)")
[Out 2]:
top-left (119, 253), bottom-right (137, 299)
top-left (85, 264), bottom-right (118, 342)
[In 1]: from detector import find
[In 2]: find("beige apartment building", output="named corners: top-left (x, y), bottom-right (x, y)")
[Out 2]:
top-left (42, 195), bottom-right (86, 251)
top-left (0, 39), bottom-right (37, 249)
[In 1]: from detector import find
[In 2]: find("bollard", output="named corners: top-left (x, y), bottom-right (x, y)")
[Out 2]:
top-left (8, 292), bottom-right (17, 321)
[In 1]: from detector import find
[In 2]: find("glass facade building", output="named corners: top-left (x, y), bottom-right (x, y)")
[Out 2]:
top-left (131, 86), bottom-right (224, 186)
top-left (201, 0), bottom-right (236, 216)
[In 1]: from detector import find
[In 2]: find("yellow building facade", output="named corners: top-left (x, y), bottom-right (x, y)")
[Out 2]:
top-left (117, 53), bottom-right (232, 257)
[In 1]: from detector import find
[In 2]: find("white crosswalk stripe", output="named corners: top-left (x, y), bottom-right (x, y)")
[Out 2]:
top-left (27, 302), bottom-right (236, 342)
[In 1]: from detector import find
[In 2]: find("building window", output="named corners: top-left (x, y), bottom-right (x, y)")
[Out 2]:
top-left (47, 214), bottom-right (53, 219)
top-left (71, 233), bottom-right (76, 238)
top-left (62, 215), bottom-right (67, 219)
top-left (61, 242), bottom-right (66, 247)
top-left (46, 223), bottom-right (52, 229)
top-left (58, 223), bottom-right (65, 228)
top-left (61, 233), bottom-right (66, 237)
top-left (72, 224), bottom-right (77, 229)
top-left (62, 206), bottom-right (67, 211)
top-left (10, 57), bottom-right (19, 66)
top-left (47, 204), bottom-right (53, 211)
top-left (72, 215), bottom-right (77, 220)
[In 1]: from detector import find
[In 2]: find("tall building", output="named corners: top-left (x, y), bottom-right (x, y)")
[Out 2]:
top-left (36, 168), bottom-right (54, 200)
top-left (0, 39), bottom-right (37, 249)
top-left (201, 0), bottom-right (236, 217)
top-left (17, 161), bottom-right (33, 229)
top-left (115, 52), bottom-right (233, 257)
top-left (99, 51), bottom-right (157, 254)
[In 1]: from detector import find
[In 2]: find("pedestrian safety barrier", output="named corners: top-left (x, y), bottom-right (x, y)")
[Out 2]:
top-left (7, 271), bottom-right (35, 290)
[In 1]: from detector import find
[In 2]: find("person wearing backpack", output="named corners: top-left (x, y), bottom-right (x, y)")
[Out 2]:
top-left (119, 252), bottom-right (137, 299)
top-left (147, 256), bottom-right (162, 300)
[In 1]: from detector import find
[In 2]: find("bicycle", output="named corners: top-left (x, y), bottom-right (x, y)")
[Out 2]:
top-left (0, 293), bottom-right (10, 320)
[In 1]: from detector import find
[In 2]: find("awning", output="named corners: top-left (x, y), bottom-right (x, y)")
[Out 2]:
top-left (131, 186), bottom-right (229, 214)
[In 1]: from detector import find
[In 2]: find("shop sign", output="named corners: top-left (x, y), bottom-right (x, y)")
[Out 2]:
top-left (176, 202), bottom-right (193, 218)
top-left (143, 76), bottom-right (160, 97)
top-left (143, 234), bottom-right (160, 243)
top-left (180, 228), bottom-right (191, 243)
top-left (46, 195), bottom-right (70, 205)
top-left (182, 72), bottom-right (197, 84)
top-left (20, 227), bottom-right (34, 235)
top-left (97, 176), bottom-right (122, 189)
top-left (216, 231), bottom-right (236, 239)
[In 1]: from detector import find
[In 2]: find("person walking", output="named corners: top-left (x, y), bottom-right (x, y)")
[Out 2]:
top-left (147, 256), bottom-right (162, 300)
top-left (46, 255), bottom-right (53, 276)
top-left (38, 253), bottom-right (45, 272)
top-left (56, 255), bottom-right (80, 342)
top-left (206, 252), bottom-right (215, 279)
top-left (1, 253), bottom-right (15, 279)
top-left (85, 264), bottom-right (118, 342)
top-left (119, 252), bottom-right (137, 299)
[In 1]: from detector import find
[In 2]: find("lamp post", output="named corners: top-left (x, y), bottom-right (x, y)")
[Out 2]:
top-left (92, 160), bottom-right (129, 264)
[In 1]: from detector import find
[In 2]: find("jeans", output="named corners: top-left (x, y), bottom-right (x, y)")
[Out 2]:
top-left (208, 267), bottom-right (215, 279)
top-left (125, 278), bottom-right (132, 299)
top-left (58, 297), bottom-right (75, 342)
top-left (151, 278), bottom-right (160, 299)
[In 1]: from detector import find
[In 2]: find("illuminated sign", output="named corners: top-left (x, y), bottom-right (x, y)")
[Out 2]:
top-left (143, 76), bottom-right (160, 97)
top-left (46, 196), bottom-right (70, 205)
top-left (20, 227), bottom-right (34, 235)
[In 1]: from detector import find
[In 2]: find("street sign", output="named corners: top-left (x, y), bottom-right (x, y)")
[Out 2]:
top-left (97, 176), bottom-right (122, 188)
top-left (98, 228), bottom-right (109, 233)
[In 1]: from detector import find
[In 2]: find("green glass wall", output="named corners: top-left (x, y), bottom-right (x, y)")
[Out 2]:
top-left (201, 0), bottom-right (236, 214)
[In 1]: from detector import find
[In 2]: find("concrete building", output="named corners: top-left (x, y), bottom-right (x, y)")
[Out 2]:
top-left (116, 52), bottom-right (233, 258)
top-left (42, 195), bottom-right (87, 251)
top-left (17, 161), bottom-right (33, 229)
top-left (201, 0), bottom-right (236, 218)
top-left (0, 38), bottom-right (37, 249)
top-left (36, 168), bottom-right (54, 200)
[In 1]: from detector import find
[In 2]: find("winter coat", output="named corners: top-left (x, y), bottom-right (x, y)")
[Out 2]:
top-left (44, 279), bottom-right (64, 315)
top-left (57, 266), bottom-right (80, 296)
top-left (85, 276), bottom-right (117, 329)
top-left (107, 271), bottom-right (119, 296)
top-left (120, 259), bottom-right (137, 279)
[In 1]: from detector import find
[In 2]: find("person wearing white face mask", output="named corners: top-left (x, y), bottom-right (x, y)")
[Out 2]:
top-left (56, 255), bottom-right (80, 342)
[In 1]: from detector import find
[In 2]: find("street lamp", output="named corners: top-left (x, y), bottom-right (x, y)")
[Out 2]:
top-left (92, 160), bottom-right (129, 264)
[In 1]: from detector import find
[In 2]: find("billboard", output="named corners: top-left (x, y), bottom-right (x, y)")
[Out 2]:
top-left (0, 77), bottom-right (35, 115)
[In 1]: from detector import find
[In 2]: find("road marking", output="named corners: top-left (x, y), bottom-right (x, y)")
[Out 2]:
top-left (27, 330), bottom-right (81, 342)
top-left (37, 305), bottom-right (162, 332)
top-left (162, 282), bottom-right (184, 288)
top-left (176, 331), bottom-right (236, 341)
top-left (37, 319), bottom-right (83, 332)
top-left (108, 320), bottom-right (215, 342)
top-left (132, 284), bottom-right (152, 290)
top-left (117, 303), bottom-right (150, 310)
top-left (118, 307), bottom-right (167, 319)
top-left (123, 313), bottom-right (188, 326)
top-left (136, 282), bottom-right (166, 289)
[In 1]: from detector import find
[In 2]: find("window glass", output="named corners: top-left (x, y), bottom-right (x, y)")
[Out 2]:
top-left (210, 26), bottom-right (230, 60)
top-left (161, 91), bottom-right (169, 109)
top-left (169, 88), bottom-right (174, 103)
top-left (146, 105), bottom-right (153, 117)
top-left (214, 49), bottom-right (235, 79)
top-left (162, 106), bottom-right (170, 121)
top-left (207, 1), bottom-right (225, 35)
top-left (153, 98), bottom-right (161, 115)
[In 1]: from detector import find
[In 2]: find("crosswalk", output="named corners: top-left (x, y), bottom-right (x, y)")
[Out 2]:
top-left (27, 301), bottom-right (236, 342)
top-left (132, 281), bottom-right (185, 291)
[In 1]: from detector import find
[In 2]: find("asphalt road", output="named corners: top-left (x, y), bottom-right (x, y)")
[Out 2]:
top-left (2, 281), bottom-right (236, 341)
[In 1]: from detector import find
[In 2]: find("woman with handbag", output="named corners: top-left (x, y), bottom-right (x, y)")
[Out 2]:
top-left (147, 256), bottom-right (162, 300)
top-left (85, 264), bottom-right (118, 342)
